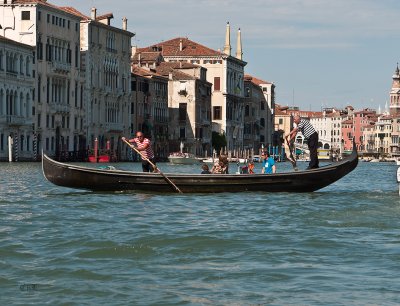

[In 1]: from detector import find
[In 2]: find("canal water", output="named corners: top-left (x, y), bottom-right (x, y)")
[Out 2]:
top-left (1, 160), bottom-right (399, 305)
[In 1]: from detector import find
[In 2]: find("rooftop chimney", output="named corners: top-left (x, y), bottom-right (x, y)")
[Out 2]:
top-left (179, 38), bottom-right (183, 51)
top-left (236, 28), bottom-right (242, 60)
top-left (122, 17), bottom-right (127, 30)
top-left (223, 22), bottom-right (231, 56)
top-left (91, 7), bottom-right (97, 20)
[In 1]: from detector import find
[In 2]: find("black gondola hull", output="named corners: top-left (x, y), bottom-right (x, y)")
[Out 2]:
top-left (42, 141), bottom-right (358, 193)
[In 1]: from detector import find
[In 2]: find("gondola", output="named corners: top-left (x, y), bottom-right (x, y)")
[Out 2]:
top-left (42, 140), bottom-right (358, 193)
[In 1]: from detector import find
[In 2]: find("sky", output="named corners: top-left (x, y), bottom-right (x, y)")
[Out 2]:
top-left (50, 0), bottom-right (400, 111)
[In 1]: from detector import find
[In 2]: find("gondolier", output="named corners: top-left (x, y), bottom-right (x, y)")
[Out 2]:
top-left (287, 115), bottom-right (319, 170)
top-left (124, 132), bottom-right (156, 172)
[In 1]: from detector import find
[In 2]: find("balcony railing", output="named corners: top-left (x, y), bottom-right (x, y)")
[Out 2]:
top-left (51, 62), bottom-right (71, 73)
top-left (49, 103), bottom-right (70, 113)
top-left (0, 115), bottom-right (29, 126)
top-left (105, 123), bottom-right (124, 132)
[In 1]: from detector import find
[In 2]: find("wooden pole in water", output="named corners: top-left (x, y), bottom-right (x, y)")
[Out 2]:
top-left (94, 138), bottom-right (98, 163)
top-left (8, 136), bottom-right (12, 162)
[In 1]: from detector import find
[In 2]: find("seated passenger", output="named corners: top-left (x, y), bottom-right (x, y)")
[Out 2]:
top-left (201, 163), bottom-right (211, 174)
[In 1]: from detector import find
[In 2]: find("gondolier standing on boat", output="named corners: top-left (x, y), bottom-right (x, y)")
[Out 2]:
top-left (124, 132), bottom-right (156, 172)
top-left (286, 115), bottom-right (319, 170)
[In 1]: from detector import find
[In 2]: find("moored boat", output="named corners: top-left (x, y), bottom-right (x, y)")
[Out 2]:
top-left (42, 140), bottom-right (358, 193)
top-left (168, 152), bottom-right (202, 164)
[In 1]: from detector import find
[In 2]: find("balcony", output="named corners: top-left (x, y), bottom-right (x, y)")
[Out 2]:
top-left (49, 103), bottom-right (70, 114)
top-left (105, 123), bottom-right (124, 133)
top-left (51, 62), bottom-right (71, 73)
top-left (0, 115), bottom-right (29, 126)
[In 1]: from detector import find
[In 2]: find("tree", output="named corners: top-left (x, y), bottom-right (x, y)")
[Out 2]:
top-left (212, 131), bottom-right (227, 153)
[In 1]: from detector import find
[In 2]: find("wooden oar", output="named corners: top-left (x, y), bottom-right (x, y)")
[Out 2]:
top-left (285, 136), bottom-right (299, 171)
top-left (121, 137), bottom-right (183, 193)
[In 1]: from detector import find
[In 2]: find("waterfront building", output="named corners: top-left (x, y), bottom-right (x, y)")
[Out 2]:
top-left (341, 119), bottom-right (353, 153)
top-left (154, 62), bottom-right (212, 157)
top-left (135, 22), bottom-right (247, 152)
top-left (310, 109), bottom-right (344, 155)
top-left (362, 124), bottom-right (376, 155)
top-left (0, 36), bottom-right (35, 161)
top-left (374, 114), bottom-right (393, 156)
top-left (244, 75), bottom-right (275, 149)
top-left (1, 0), bottom-right (83, 160)
top-left (352, 109), bottom-right (377, 152)
top-left (131, 66), bottom-right (169, 160)
top-left (65, 7), bottom-right (134, 161)
top-left (390, 116), bottom-right (400, 157)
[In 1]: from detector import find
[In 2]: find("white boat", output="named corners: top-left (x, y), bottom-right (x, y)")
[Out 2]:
top-left (168, 152), bottom-right (202, 164)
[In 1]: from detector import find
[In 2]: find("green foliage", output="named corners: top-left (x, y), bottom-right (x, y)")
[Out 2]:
top-left (212, 131), bottom-right (227, 152)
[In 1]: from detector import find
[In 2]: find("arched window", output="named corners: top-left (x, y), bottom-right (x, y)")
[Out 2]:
top-left (19, 92), bottom-right (24, 117)
top-left (26, 93), bottom-right (31, 117)
top-left (20, 55), bottom-right (24, 74)
top-left (245, 104), bottom-right (250, 116)
top-left (26, 56), bottom-right (30, 76)
top-left (0, 89), bottom-right (4, 115)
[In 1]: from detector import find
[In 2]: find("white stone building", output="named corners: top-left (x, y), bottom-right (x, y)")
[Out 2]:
top-left (66, 7), bottom-right (134, 160)
top-left (155, 62), bottom-right (212, 157)
top-left (135, 22), bottom-right (247, 151)
top-left (0, 35), bottom-right (35, 161)
top-left (1, 0), bottom-right (84, 160)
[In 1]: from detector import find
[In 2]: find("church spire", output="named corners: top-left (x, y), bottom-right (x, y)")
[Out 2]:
top-left (223, 22), bottom-right (231, 56)
top-left (235, 28), bottom-right (242, 60)
top-left (390, 63), bottom-right (400, 115)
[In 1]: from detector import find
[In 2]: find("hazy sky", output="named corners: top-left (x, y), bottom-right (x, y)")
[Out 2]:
top-left (51, 0), bottom-right (400, 111)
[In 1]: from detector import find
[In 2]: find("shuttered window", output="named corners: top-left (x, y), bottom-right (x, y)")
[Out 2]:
top-left (214, 77), bottom-right (220, 91)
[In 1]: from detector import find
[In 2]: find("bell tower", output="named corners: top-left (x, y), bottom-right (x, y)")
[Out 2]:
top-left (390, 64), bottom-right (400, 115)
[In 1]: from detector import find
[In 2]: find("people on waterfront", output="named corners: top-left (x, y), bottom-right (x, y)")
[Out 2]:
top-left (261, 151), bottom-right (276, 174)
top-left (286, 115), bottom-right (319, 170)
top-left (201, 163), bottom-right (211, 174)
top-left (211, 155), bottom-right (229, 174)
top-left (123, 132), bottom-right (156, 172)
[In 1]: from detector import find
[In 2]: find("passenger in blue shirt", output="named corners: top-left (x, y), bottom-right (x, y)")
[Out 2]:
top-left (261, 152), bottom-right (276, 174)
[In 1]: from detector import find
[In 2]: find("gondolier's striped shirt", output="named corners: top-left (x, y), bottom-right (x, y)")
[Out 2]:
top-left (296, 119), bottom-right (316, 138)
top-left (132, 137), bottom-right (155, 159)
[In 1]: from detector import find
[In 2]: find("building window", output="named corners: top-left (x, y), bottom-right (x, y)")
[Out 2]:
top-left (180, 127), bottom-right (186, 139)
top-left (179, 103), bottom-right (187, 121)
top-left (214, 77), bottom-right (220, 91)
top-left (245, 105), bottom-right (250, 117)
top-left (245, 87), bottom-right (250, 97)
top-left (21, 11), bottom-right (30, 20)
top-left (213, 106), bottom-right (222, 120)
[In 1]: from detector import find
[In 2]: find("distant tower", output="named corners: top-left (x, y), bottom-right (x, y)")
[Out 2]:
top-left (236, 28), bottom-right (242, 60)
top-left (390, 63), bottom-right (400, 115)
top-left (223, 22), bottom-right (231, 56)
